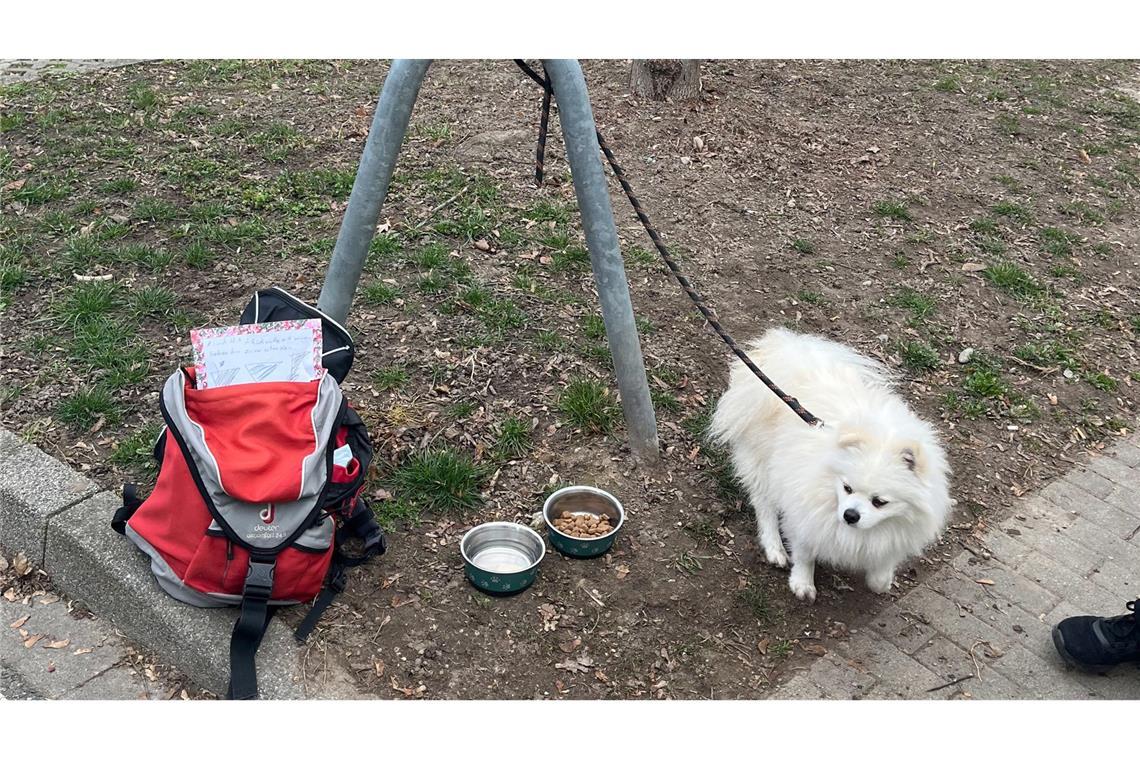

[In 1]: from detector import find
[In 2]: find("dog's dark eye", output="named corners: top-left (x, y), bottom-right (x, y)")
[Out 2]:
top-left (871, 496), bottom-right (888, 508)
top-left (843, 484), bottom-right (853, 494)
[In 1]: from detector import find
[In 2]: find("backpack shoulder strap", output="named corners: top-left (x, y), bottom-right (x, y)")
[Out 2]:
top-left (293, 504), bottom-right (386, 643)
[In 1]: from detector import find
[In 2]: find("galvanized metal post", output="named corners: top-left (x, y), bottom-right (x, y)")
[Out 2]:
top-left (318, 59), bottom-right (660, 464)
top-left (542, 60), bottom-right (660, 464)
top-left (317, 59), bottom-right (432, 325)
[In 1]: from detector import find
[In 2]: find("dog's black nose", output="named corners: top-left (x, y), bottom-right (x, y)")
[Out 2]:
top-left (843, 508), bottom-right (860, 525)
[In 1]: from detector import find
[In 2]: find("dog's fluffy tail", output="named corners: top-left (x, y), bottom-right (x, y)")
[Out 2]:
top-left (709, 327), bottom-right (893, 445)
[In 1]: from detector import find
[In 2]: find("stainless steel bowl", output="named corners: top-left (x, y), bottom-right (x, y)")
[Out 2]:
top-left (543, 485), bottom-right (625, 558)
top-left (460, 522), bottom-right (546, 595)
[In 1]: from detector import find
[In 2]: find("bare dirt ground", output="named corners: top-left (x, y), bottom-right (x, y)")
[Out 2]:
top-left (2, 60), bottom-right (1138, 699)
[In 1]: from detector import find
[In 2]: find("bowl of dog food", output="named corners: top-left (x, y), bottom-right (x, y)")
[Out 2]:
top-left (543, 485), bottom-right (625, 558)
top-left (460, 522), bottom-right (546, 595)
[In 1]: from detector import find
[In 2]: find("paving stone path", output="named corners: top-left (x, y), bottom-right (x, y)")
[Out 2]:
top-left (0, 59), bottom-right (144, 85)
top-left (772, 432), bottom-right (1140, 700)
top-left (1, 584), bottom-right (189, 700)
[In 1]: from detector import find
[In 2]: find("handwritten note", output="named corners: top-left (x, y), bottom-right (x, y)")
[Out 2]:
top-left (190, 320), bottom-right (323, 389)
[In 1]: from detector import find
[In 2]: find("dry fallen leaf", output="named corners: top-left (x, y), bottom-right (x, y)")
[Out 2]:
top-left (802, 643), bottom-right (828, 656)
top-left (13, 552), bottom-right (31, 577)
top-left (373, 659), bottom-right (386, 677)
top-left (73, 647), bottom-right (94, 655)
top-left (554, 658), bottom-right (590, 674)
top-left (9, 614), bottom-right (31, 629)
top-left (44, 639), bottom-right (70, 649)
top-left (615, 564), bottom-right (630, 580)
top-left (757, 638), bottom-right (770, 655)
top-left (38, 594), bottom-right (60, 605)
top-left (558, 637), bottom-right (582, 654)
top-left (975, 578), bottom-right (995, 586)
top-left (24, 633), bottom-right (45, 648)
top-left (961, 262), bottom-right (987, 272)
top-left (0, 555), bottom-right (8, 573)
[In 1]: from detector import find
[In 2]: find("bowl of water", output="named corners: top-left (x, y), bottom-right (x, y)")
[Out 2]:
top-left (459, 522), bottom-right (546, 595)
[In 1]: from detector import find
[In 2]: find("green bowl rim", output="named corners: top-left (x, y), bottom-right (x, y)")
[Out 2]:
top-left (459, 521), bottom-right (547, 574)
top-left (542, 485), bottom-right (625, 543)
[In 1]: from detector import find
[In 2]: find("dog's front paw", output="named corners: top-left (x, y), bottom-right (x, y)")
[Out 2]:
top-left (866, 569), bottom-right (895, 594)
top-left (788, 575), bottom-right (817, 603)
top-left (763, 542), bottom-right (789, 568)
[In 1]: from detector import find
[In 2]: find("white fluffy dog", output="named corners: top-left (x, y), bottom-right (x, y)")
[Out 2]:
top-left (710, 328), bottom-right (951, 602)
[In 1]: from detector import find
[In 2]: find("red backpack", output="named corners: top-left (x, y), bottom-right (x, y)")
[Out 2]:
top-left (111, 288), bottom-right (385, 699)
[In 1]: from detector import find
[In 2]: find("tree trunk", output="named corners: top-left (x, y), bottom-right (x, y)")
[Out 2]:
top-left (629, 60), bottom-right (701, 101)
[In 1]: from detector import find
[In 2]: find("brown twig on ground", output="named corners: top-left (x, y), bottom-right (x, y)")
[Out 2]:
top-left (926, 673), bottom-right (975, 693)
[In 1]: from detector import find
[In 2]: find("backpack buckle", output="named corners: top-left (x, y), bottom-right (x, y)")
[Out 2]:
top-left (243, 558), bottom-right (276, 600)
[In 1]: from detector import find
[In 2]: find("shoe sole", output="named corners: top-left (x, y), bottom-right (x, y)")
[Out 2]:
top-left (1051, 623), bottom-right (1122, 675)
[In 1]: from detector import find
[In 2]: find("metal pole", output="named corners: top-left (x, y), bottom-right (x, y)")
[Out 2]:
top-left (542, 60), bottom-right (660, 464)
top-left (318, 59), bottom-right (432, 325)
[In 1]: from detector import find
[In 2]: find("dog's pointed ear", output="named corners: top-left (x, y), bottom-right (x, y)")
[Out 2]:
top-left (837, 430), bottom-right (864, 450)
top-left (901, 444), bottom-right (925, 478)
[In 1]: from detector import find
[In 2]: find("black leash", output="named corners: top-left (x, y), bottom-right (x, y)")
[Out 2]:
top-left (514, 60), bottom-right (823, 429)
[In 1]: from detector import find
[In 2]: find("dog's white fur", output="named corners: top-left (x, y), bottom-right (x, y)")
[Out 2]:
top-left (709, 328), bottom-right (951, 602)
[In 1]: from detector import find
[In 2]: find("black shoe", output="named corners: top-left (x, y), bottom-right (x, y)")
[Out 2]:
top-left (1052, 599), bottom-right (1139, 673)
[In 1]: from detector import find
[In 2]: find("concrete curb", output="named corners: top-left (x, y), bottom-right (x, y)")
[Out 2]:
top-left (0, 426), bottom-right (357, 699)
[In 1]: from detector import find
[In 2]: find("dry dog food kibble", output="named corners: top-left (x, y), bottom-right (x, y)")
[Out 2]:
top-left (553, 513), bottom-right (613, 538)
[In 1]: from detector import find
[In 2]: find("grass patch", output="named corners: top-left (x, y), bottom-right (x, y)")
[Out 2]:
top-left (53, 282), bottom-right (121, 326)
top-left (117, 243), bottom-right (177, 272)
top-left (1040, 227), bottom-right (1077, 256)
top-left (128, 84), bottom-right (161, 111)
top-left (184, 240), bottom-right (216, 269)
top-left (963, 367), bottom-right (1008, 399)
top-left (133, 197), bottom-right (179, 223)
top-left (11, 179), bottom-right (70, 205)
top-left (100, 177), bottom-right (138, 194)
top-left (983, 261), bottom-right (1044, 300)
top-left (70, 317), bottom-right (149, 388)
top-left (1014, 341), bottom-right (1079, 371)
top-left (795, 289), bottom-right (825, 305)
top-left (551, 245), bottom-right (591, 272)
top-left (891, 287), bottom-right (935, 321)
top-left (558, 377), bottom-right (619, 434)
top-left (110, 423), bottom-right (163, 472)
top-left (898, 340), bottom-right (941, 372)
top-left (391, 446), bottom-right (486, 514)
top-left (651, 388), bottom-right (683, 414)
top-left (526, 199), bottom-right (572, 225)
top-left (493, 415), bottom-right (532, 460)
top-left (362, 281), bottom-right (402, 306)
top-left (1088, 372), bottom-right (1118, 393)
top-left (996, 113), bottom-right (1022, 136)
top-left (933, 76), bottom-right (960, 92)
top-left (417, 271), bottom-right (447, 295)
top-left (873, 199), bottom-right (911, 221)
top-left (373, 366), bottom-right (409, 392)
top-left (992, 201), bottom-right (1032, 224)
top-left (969, 217), bottom-right (999, 235)
top-left (1059, 200), bottom-right (1104, 225)
top-left (791, 238), bottom-right (815, 254)
top-left (58, 386), bottom-right (121, 430)
top-left (198, 220), bottom-right (265, 250)
top-left (737, 586), bottom-right (772, 621)
top-left (128, 286), bottom-right (177, 318)
top-left (943, 391), bottom-right (988, 419)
